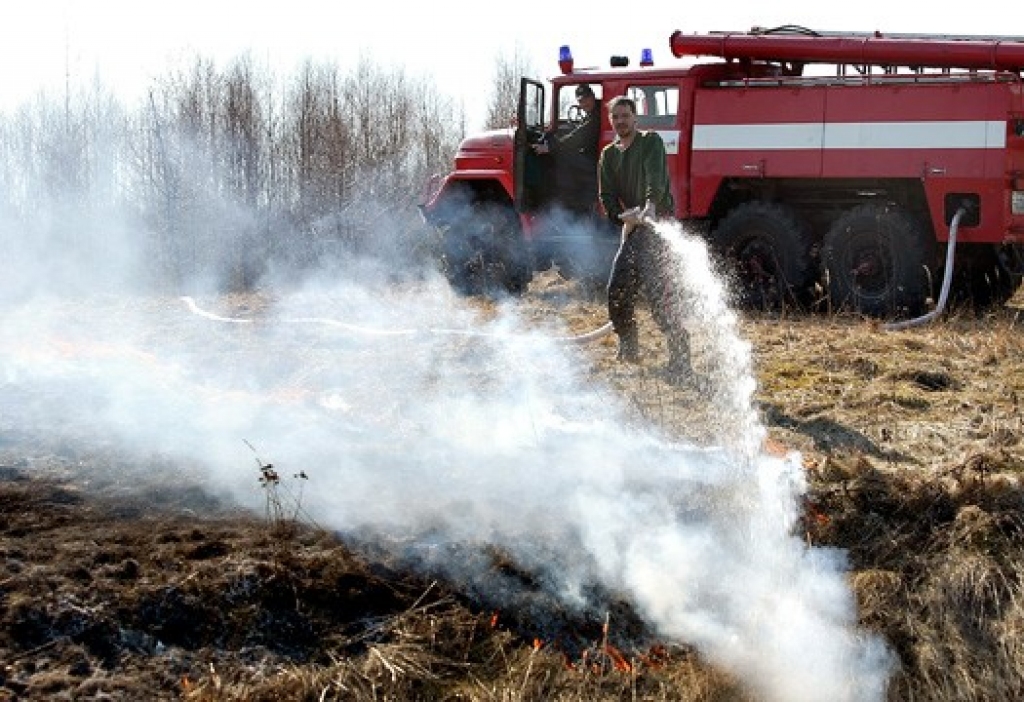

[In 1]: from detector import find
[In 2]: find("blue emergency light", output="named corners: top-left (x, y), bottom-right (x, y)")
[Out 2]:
top-left (559, 45), bottom-right (574, 74)
top-left (640, 48), bottom-right (654, 67)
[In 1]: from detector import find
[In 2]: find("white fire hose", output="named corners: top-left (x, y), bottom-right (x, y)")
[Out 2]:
top-left (884, 206), bottom-right (966, 331)
top-left (185, 205), bottom-right (963, 342)
top-left (181, 297), bottom-right (613, 345)
top-left (180, 202), bottom-right (671, 345)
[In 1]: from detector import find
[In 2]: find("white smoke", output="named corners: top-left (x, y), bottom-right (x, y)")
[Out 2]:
top-left (0, 215), bottom-right (893, 701)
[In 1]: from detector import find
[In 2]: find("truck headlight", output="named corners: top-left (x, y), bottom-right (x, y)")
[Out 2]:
top-left (1014, 191), bottom-right (1024, 215)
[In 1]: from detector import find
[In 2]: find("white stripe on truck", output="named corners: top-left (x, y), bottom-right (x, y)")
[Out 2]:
top-left (692, 121), bottom-right (1005, 150)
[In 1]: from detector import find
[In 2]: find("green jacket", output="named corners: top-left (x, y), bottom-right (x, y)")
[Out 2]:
top-left (598, 130), bottom-right (673, 225)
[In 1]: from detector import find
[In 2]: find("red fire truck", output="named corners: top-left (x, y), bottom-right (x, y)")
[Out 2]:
top-left (419, 25), bottom-right (1024, 317)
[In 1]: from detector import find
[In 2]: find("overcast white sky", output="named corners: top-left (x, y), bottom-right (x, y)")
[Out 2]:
top-left (0, 1), bottom-right (1018, 130)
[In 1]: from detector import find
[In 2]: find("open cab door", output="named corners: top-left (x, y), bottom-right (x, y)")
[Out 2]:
top-left (514, 77), bottom-right (548, 214)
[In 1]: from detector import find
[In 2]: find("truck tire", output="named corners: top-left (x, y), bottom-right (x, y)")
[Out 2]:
top-left (712, 201), bottom-right (816, 311)
top-left (553, 230), bottom-right (619, 292)
top-left (822, 203), bottom-right (936, 318)
top-left (442, 205), bottom-right (532, 297)
top-left (949, 243), bottom-right (1024, 310)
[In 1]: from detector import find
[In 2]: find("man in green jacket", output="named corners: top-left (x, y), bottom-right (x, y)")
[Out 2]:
top-left (598, 95), bottom-right (692, 380)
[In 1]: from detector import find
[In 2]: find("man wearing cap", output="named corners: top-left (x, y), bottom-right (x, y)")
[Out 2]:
top-left (532, 84), bottom-right (600, 161)
top-left (532, 84), bottom-right (601, 212)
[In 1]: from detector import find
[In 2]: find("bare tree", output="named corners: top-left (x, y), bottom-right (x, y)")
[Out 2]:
top-left (223, 55), bottom-right (264, 211)
top-left (0, 50), bottom-right (468, 292)
top-left (283, 60), bottom-right (352, 263)
top-left (484, 45), bottom-right (536, 130)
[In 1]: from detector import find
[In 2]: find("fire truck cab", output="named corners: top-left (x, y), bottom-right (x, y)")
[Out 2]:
top-left (420, 26), bottom-right (1024, 317)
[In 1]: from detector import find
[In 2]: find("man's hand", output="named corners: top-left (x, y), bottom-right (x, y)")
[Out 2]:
top-left (531, 142), bottom-right (550, 155)
top-left (619, 205), bottom-right (643, 227)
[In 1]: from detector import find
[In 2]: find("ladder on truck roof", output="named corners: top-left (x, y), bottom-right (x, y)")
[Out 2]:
top-left (673, 24), bottom-right (1024, 74)
top-left (731, 24), bottom-right (1024, 45)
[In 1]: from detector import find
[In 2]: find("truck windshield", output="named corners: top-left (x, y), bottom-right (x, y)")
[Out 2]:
top-left (626, 85), bottom-right (679, 128)
top-left (556, 84), bottom-right (603, 126)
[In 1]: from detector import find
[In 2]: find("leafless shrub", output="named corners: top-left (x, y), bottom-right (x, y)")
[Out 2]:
top-left (0, 51), bottom-right (465, 295)
top-left (244, 439), bottom-right (310, 538)
top-left (485, 45), bottom-right (536, 130)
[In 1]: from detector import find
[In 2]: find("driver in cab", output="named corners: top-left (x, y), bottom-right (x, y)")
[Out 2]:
top-left (531, 83), bottom-right (601, 213)
top-left (531, 83), bottom-right (600, 162)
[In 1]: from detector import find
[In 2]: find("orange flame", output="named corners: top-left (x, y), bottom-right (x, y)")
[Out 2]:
top-left (603, 644), bottom-right (633, 673)
top-left (637, 644), bottom-right (670, 669)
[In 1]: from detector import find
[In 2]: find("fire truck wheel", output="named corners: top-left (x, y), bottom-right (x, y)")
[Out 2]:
top-left (822, 203), bottom-right (936, 319)
top-left (441, 205), bottom-right (532, 298)
top-left (949, 243), bottom-right (1024, 310)
top-left (991, 244), bottom-right (1024, 304)
top-left (712, 201), bottom-right (816, 312)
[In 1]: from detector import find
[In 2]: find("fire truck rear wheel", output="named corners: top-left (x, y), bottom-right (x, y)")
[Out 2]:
top-left (822, 203), bottom-right (936, 319)
top-left (441, 205), bottom-right (532, 298)
top-left (948, 243), bottom-right (1024, 310)
top-left (713, 201), bottom-right (816, 312)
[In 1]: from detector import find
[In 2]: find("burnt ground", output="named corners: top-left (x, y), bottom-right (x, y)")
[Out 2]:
top-left (0, 448), bottom-right (421, 699)
top-left (0, 441), bottom-right (656, 701)
top-left (0, 281), bottom-right (670, 701)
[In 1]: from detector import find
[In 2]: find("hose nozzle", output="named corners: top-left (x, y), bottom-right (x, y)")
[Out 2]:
top-left (620, 200), bottom-right (659, 230)
top-left (639, 199), bottom-right (657, 225)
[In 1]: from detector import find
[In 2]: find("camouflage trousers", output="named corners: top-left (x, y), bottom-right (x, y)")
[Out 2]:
top-left (607, 225), bottom-right (691, 369)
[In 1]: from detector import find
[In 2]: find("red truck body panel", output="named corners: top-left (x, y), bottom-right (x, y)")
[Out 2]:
top-left (687, 77), bottom-right (1024, 242)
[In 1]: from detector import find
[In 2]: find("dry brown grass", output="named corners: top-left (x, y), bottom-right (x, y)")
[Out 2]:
top-left (514, 274), bottom-right (1024, 701)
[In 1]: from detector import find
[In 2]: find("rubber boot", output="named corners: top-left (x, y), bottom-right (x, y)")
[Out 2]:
top-left (664, 335), bottom-right (693, 382)
top-left (616, 328), bottom-right (640, 363)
